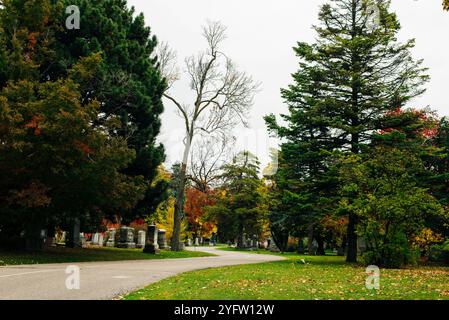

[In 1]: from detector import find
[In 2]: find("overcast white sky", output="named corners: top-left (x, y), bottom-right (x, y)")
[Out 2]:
top-left (128, 0), bottom-right (449, 170)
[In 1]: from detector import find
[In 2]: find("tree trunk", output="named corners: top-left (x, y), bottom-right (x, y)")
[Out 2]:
top-left (172, 130), bottom-right (193, 251)
top-left (172, 164), bottom-right (187, 251)
top-left (347, 0), bottom-right (359, 264)
top-left (316, 236), bottom-right (325, 255)
top-left (237, 223), bottom-right (244, 248)
top-left (307, 223), bottom-right (315, 255)
top-left (346, 213), bottom-right (357, 262)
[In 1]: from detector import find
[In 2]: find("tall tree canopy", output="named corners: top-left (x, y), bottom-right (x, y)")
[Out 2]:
top-left (56, 0), bottom-right (167, 221)
top-left (0, 0), bottom-right (167, 248)
top-left (266, 0), bottom-right (429, 262)
top-left (207, 151), bottom-right (267, 247)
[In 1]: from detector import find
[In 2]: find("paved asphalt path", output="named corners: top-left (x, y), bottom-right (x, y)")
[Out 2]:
top-left (0, 247), bottom-right (284, 300)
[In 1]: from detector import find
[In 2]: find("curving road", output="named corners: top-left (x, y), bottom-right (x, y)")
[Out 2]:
top-left (0, 247), bottom-right (284, 300)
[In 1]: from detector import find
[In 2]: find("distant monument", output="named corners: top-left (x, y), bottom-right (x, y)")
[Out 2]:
top-left (117, 226), bottom-right (136, 249)
top-left (143, 225), bottom-right (160, 254)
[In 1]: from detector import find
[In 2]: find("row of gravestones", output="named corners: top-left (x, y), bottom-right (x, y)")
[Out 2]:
top-left (186, 237), bottom-right (216, 246)
top-left (265, 237), bottom-right (368, 254)
top-left (103, 226), bottom-right (169, 252)
top-left (241, 235), bottom-right (260, 249)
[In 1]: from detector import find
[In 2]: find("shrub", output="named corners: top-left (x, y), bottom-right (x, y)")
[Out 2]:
top-left (429, 240), bottom-right (449, 265)
top-left (428, 244), bottom-right (444, 262)
top-left (412, 228), bottom-right (444, 258)
top-left (362, 231), bottom-right (419, 268)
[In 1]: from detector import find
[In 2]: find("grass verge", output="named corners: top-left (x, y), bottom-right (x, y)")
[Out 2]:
top-left (124, 249), bottom-right (449, 300)
top-left (0, 247), bottom-right (214, 266)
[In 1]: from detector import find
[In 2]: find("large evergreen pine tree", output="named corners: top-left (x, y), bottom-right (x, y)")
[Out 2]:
top-left (0, 0), bottom-right (152, 248)
top-left (50, 0), bottom-right (167, 221)
top-left (266, 0), bottom-right (428, 262)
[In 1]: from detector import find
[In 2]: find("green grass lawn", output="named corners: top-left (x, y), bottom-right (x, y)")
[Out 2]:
top-left (124, 249), bottom-right (449, 300)
top-left (0, 246), bottom-right (214, 266)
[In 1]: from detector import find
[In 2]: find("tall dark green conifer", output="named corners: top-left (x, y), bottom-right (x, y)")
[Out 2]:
top-left (208, 152), bottom-right (266, 248)
top-left (48, 0), bottom-right (167, 221)
top-left (266, 0), bottom-right (428, 262)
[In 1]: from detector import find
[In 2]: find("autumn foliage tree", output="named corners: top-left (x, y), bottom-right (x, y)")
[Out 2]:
top-left (266, 0), bottom-right (429, 262)
top-left (336, 108), bottom-right (448, 267)
top-left (0, 0), bottom-right (166, 249)
top-left (184, 187), bottom-right (216, 239)
top-left (0, 55), bottom-right (145, 250)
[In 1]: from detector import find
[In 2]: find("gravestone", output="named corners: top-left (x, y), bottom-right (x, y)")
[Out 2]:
top-left (312, 240), bottom-right (319, 254)
top-left (137, 230), bottom-right (146, 249)
top-left (268, 237), bottom-right (280, 252)
top-left (194, 237), bottom-right (200, 246)
top-left (80, 233), bottom-right (87, 247)
top-left (252, 235), bottom-right (258, 249)
top-left (98, 233), bottom-right (104, 247)
top-left (185, 239), bottom-right (192, 246)
top-left (92, 233), bottom-right (100, 245)
top-left (143, 225), bottom-right (160, 254)
top-left (157, 229), bottom-right (168, 249)
top-left (117, 227), bottom-right (136, 249)
top-left (106, 228), bottom-right (116, 247)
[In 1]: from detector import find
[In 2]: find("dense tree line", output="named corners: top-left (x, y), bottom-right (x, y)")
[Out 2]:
top-left (265, 0), bottom-right (449, 267)
top-left (0, 0), bottom-right (167, 249)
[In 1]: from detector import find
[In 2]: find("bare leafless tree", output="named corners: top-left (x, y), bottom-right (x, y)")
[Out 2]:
top-left (188, 133), bottom-right (235, 193)
top-left (159, 21), bottom-right (259, 250)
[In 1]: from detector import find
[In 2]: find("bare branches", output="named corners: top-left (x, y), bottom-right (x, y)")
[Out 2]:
top-left (163, 21), bottom-right (257, 250)
top-left (189, 133), bottom-right (235, 192)
top-left (202, 21), bottom-right (227, 56)
top-left (156, 41), bottom-right (179, 89)
top-left (160, 20), bottom-right (258, 144)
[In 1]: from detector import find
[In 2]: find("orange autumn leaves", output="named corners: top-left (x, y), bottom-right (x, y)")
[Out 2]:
top-left (24, 115), bottom-right (42, 136)
top-left (184, 188), bottom-right (217, 236)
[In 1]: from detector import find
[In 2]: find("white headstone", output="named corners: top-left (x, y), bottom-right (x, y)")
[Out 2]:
top-left (106, 228), bottom-right (116, 247)
top-left (92, 233), bottom-right (100, 245)
top-left (137, 230), bottom-right (146, 248)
